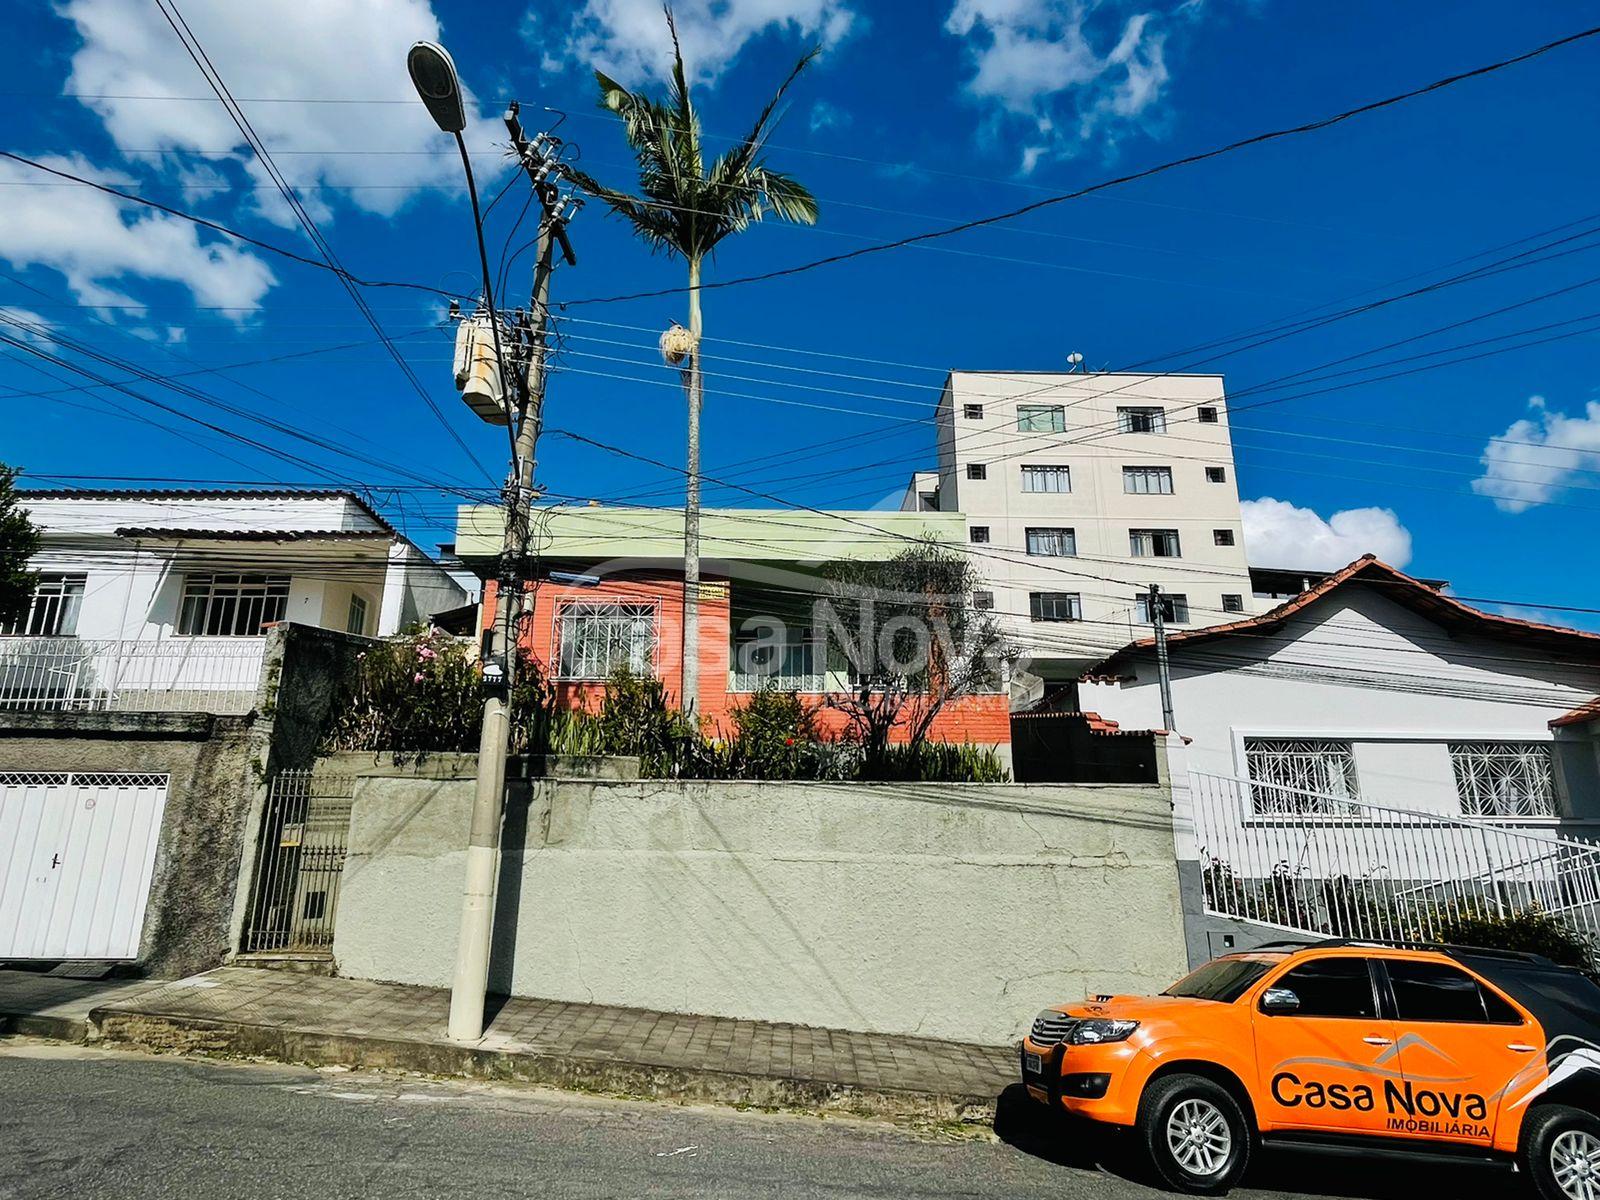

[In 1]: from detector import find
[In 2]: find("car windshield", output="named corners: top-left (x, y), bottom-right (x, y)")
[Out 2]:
top-left (1163, 957), bottom-right (1277, 1003)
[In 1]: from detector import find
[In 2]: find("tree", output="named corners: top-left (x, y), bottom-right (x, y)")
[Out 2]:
top-left (568, 7), bottom-right (819, 714)
top-left (815, 540), bottom-right (1012, 771)
top-left (0, 463), bottom-right (40, 630)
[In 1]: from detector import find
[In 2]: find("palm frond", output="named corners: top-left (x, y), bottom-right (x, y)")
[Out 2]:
top-left (746, 167), bottom-right (818, 226)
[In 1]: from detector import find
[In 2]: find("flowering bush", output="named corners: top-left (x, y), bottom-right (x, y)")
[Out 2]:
top-left (323, 629), bottom-right (484, 754)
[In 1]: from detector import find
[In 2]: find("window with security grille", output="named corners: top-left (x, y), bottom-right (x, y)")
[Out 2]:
top-left (1117, 406), bottom-right (1167, 434)
top-left (1129, 528), bottom-right (1181, 557)
top-left (966, 462), bottom-right (987, 480)
top-left (178, 574), bottom-right (289, 637)
top-left (1450, 742), bottom-right (1557, 817)
top-left (969, 526), bottom-right (990, 543)
top-left (1197, 406), bottom-right (1219, 423)
top-left (556, 602), bottom-right (656, 680)
top-left (963, 403), bottom-right (983, 420)
top-left (346, 594), bottom-right (368, 636)
top-left (1123, 466), bottom-right (1174, 494)
top-left (1135, 593), bottom-right (1189, 624)
top-left (0, 574), bottom-right (85, 637)
top-left (1020, 464), bottom-right (1071, 493)
top-left (1025, 527), bottom-right (1076, 557)
top-left (972, 590), bottom-right (994, 610)
top-left (1017, 404), bottom-right (1066, 433)
top-left (1244, 738), bottom-right (1360, 815)
top-left (1221, 594), bottom-right (1245, 613)
top-left (1029, 592), bottom-right (1081, 622)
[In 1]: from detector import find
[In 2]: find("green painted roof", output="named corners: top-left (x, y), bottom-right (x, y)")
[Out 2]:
top-left (454, 504), bottom-right (964, 563)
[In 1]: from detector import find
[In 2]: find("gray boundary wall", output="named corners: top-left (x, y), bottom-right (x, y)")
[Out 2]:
top-left (333, 759), bottom-right (1189, 1047)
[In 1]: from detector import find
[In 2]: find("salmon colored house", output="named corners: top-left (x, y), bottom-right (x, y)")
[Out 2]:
top-left (457, 505), bottom-right (1010, 748)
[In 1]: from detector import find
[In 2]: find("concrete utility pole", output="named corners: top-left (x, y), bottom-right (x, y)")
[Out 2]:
top-left (1148, 583), bottom-right (1176, 732)
top-left (408, 44), bottom-right (581, 1043)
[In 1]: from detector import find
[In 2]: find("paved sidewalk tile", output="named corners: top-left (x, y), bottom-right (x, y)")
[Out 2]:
top-left (81, 967), bottom-right (1016, 1115)
top-left (0, 970), bottom-right (167, 1038)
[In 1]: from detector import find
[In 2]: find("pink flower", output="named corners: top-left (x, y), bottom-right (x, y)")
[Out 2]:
top-left (413, 672), bottom-right (425, 683)
top-left (417, 646), bottom-right (438, 662)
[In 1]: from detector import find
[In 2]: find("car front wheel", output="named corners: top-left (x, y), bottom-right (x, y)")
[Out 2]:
top-left (1522, 1104), bottom-right (1600, 1200)
top-left (1137, 1073), bottom-right (1251, 1195)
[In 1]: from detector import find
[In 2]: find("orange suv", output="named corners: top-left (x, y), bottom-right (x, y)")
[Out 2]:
top-left (1020, 939), bottom-right (1600, 1197)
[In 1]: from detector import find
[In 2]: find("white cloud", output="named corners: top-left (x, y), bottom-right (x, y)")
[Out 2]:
top-left (540, 0), bottom-right (855, 87)
top-left (59, 0), bottom-right (501, 222)
top-left (1241, 497), bottom-right (1413, 571)
top-left (809, 99), bottom-right (852, 133)
top-left (1472, 395), bottom-right (1600, 513)
top-left (944, 0), bottom-right (1181, 169)
top-left (0, 155), bottom-right (276, 313)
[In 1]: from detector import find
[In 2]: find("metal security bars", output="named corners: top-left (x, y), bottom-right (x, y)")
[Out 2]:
top-left (1450, 742), bottom-right (1558, 818)
top-left (555, 601), bottom-right (656, 680)
top-left (242, 770), bottom-right (355, 955)
top-left (1190, 770), bottom-right (1600, 946)
top-left (0, 637), bottom-right (267, 714)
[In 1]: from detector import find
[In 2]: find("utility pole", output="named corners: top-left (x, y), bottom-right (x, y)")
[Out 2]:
top-left (410, 61), bottom-right (581, 1041)
top-left (1148, 583), bottom-right (1176, 732)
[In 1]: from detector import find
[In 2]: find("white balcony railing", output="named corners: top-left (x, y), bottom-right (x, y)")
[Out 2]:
top-left (1190, 770), bottom-right (1600, 946)
top-left (729, 640), bottom-right (825, 693)
top-left (0, 637), bottom-right (267, 715)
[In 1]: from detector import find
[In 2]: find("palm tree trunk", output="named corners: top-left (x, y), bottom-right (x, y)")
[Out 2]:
top-left (681, 254), bottom-right (703, 716)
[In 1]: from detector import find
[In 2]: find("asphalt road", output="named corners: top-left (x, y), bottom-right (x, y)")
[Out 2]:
top-left (0, 1041), bottom-right (1510, 1200)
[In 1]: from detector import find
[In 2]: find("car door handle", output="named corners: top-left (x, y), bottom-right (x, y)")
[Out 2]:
top-left (1362, 1036), bottom-right (1394, 1046)
top-left (1508, 1043), bottom-right (1539, 1053)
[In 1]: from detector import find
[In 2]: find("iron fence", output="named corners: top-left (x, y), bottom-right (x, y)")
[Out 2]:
top-left (0, 636), bottom-right (266, 714)
top-left (1190, 770), bottom-right (1600, 945)
top-left (242, 769), bottom-right (355, 954)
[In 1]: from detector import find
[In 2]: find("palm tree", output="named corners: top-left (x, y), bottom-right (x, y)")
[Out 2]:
top-left (569, 8), bottom-right (818, 714)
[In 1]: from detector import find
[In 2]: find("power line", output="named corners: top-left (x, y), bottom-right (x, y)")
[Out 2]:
top-left (562, 24), bottom-right (1600, 307)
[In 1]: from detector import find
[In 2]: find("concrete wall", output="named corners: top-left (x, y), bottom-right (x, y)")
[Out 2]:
top-left (0, 711), bottom-right (256, 978)
top-left (334, 767), bottom-right (1189, 1046)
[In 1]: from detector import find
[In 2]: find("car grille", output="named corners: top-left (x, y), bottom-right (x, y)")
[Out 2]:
top-left (1029, 1014), bottom-right (1081, 1047)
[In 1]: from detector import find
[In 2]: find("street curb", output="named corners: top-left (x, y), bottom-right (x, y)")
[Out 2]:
top-left (88, 1007), bottom-right (1000, 1124)
top-left (0, 1011), bottom-right (88, 1042)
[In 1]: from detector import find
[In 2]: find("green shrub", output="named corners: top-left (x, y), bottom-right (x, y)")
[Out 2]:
top-left (323, 630), bottom-right (484, 754)
top-left (726, 689), bottom-right (819, 781)
top-left (1429, 906), bottom-right (1594, 969)
top-left (863, 740), bottom-right (1009, 783)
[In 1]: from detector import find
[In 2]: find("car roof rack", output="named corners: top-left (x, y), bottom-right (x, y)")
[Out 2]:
top-left (1276, 936), bottom-right (1558, 967)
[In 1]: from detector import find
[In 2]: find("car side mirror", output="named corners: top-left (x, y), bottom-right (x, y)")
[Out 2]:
top-left (1260, 987), bottom-right (1301, 1014)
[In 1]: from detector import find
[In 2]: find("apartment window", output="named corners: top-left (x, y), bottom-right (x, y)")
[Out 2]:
top-left (1135, 592), bottom-right (1190, 625)
top-left (1029, 592), bottom-right (1082, 622)
top-left (0, 574), bottom-right (85, 637)
top-left (1214, 529), bottom-right (1236, 547)
top-left (972, 590), bottom-right (994, 611)
top-left (1129, 528), bottom-right (1181, 557)
top-left (1017, 404), bottom-right (1066, 433)
top-left (1123, 466), bottom-right (1174, 495)
top-left (177, 574), bottom-right (289, 637)
top-left (1025, 527), bottom-right (1076, 557)
top-left (1244, 738), bottom-right (1360, 815)
top-left (346, 594), bottom-right (369, 636)
top-left (969, 526), bottom-right (990, 544)
top-left (963, 403), bottom-right (983, 420)
top-left (556, 601), bottom-right (655, 680)
top-left (1117, 406), bottom-right (1166, 434)
top-left (1221, 594), bottom-right (1245, 613)
top-left (1450, 742), bottom-right (1557, 818)
top-left (1197, 406), bottom-right (1219, 424)
top-left (966, 462), bottom-right (987, 480)
top-left (1206, 466), bottom-right (1227, 483)
top-left (1020, 464), bottom-right (1071, 493)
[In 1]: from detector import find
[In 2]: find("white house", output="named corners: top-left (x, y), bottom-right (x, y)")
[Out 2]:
top-left (1, 488), bottom-right (465, 713)
top-left (1079, 556), bottom-right (1600, 955)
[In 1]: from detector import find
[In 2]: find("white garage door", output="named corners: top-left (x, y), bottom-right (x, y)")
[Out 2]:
top-left (0, 772), bottom-right (169, 960)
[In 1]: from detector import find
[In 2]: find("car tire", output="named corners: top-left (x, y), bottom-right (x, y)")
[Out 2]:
top-left (1520, 1103), bottom-right (1600, 1200)
top-left (1137, 1073), bottom-right (1252, 1195)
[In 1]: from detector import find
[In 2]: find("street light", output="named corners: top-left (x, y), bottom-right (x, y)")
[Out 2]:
top-left (407, 41), bottom-right (467, 133)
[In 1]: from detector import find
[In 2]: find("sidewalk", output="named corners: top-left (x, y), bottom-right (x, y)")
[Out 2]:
top-left (0, 970), bottom-right (167, 1041)
top-left (1, 967), bottom-right (1016, 1123)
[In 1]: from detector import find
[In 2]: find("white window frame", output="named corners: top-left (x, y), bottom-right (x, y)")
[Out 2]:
top-left (0, 574), bottom-right (85, 637)
top-left (1025, 527), bottom-right (1076, 557)
top-left (1122, 466), bottom-right (1174, 495)
top-left (1135, 592), bottom-right (1190, 625)
top-left (1020, 464), bottom-right (1071, 493)
top-left (1243, 738), bottom-right (1361, 816)
top-left (1029, 591), bottom-right (1082, 622)
top-left (1450, 742), bottom-right (1558, 819)
top-left (1016, 404), bottom-right (1066, 433)
top-left (555, 601), bottom-right (657, 681)
top-left (176, 573), bottom-right (289, 637)
top-left (346, 593), bottom-right (369, 636)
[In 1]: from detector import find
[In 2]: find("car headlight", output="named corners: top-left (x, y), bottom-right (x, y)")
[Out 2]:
top-left (1067, 1018), bottom-right (1139, 1045)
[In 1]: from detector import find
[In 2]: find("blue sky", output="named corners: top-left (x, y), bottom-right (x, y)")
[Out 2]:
top-left (4, 0), bottom-right (1600, 623)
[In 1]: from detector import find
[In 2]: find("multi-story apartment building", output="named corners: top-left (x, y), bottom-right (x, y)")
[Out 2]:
top-left (903, 371), bottom-right (1259, 687)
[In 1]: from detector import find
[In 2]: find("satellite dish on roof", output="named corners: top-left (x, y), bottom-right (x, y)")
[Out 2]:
top-left (1066, 351), bottom-right (1085, 372)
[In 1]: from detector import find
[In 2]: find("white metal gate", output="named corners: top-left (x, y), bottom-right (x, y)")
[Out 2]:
top-left (0, 772), bottom-right (170, 960)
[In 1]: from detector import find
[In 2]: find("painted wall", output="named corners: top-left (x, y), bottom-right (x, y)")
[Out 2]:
top-left (333, 769), bottom-right (1189, 1045)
